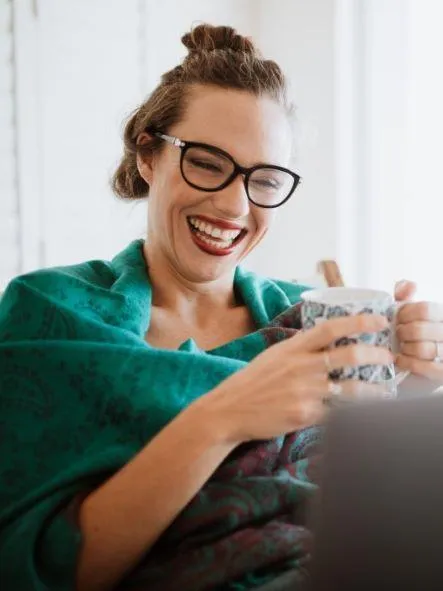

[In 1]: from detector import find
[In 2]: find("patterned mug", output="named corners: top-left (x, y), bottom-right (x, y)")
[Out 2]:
top-left (300, 287), bottom-right (406, 398)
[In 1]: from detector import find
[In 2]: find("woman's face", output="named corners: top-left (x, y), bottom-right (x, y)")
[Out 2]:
top-left (138, 85), bottom-right (293, 284)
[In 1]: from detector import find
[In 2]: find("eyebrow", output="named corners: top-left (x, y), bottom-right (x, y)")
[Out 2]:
top-left (186, 139), bottom-right (279, 168)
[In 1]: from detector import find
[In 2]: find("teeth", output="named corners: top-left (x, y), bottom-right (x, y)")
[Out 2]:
top-left (197, 233), bottom-right (233, 249)
top-left (188, 216), bottom-right (242, 241)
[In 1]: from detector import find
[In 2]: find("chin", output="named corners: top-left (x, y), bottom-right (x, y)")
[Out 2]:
top-left (183, 257), bottom-right (238, 283)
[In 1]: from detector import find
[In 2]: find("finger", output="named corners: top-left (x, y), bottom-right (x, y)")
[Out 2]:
top-left (397, 321), bottom-right (443, 343)
top-left (292, 376), bottom-right (376, 399)
top-left (323, 379), bottom-right (391, 402)
top-left (396, 353), bottom-right (443, 381)
top-left (396, 301), bottom-right (443, 324)
top-left (400, 340), bottom-right (442, 361)
top-left (295, 314), bottom-right (389, 352)
top-left (394, 279), bottom-right (417, 302)
top-left (304, 343), bottom-right (393, 375)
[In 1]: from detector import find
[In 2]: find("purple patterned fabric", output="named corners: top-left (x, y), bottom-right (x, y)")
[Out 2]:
top-left (119, 302), bottom-right (322, 591)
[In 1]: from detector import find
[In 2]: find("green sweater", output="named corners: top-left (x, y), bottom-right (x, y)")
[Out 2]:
top-left (0, 239), bottom-right (310, 590)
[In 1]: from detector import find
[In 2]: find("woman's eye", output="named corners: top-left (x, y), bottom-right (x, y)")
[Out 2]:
top-left (252, 178), bottom-right (279, 190)
top-left (190, 159), bottom-right (223, 173)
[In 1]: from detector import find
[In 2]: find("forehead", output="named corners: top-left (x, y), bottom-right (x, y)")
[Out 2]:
top-left (172, 85), bottom-right (293, 167)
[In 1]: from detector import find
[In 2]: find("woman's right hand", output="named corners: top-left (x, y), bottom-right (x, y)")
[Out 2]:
top-left (195, 314), bottom-right (393, 444)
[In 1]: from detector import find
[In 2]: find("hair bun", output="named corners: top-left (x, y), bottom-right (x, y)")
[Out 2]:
top-left (182, 23), bottom-right (258, 56)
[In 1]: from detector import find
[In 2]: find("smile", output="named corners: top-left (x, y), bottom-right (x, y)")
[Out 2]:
top-left (187, 216), bottom-right (247, 256)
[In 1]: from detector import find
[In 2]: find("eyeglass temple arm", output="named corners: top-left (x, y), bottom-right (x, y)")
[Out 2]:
top-left (152, 131), bottom-right (185, 148)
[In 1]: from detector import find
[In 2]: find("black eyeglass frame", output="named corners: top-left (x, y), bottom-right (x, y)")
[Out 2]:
top-left (149, 130), bottom-right (301, 209)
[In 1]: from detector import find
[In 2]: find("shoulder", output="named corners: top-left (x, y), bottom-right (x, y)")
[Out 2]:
top-left (2, 258), bottom-right (116, 300)
top-left (0, 257), bottom-right (117, 336)
top-left (0, 240), bottom-right (148, 340)
top-left (237, 265), bottom-right (311, 303)
top-left (266, 276), bottom-right (312, 305)
top-left (2, 239), bottom-right (146, 299)
top-left (1, 240), bottom-right (148, 301)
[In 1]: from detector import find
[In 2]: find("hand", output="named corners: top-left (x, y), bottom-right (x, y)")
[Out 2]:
top-left (394, 280), bottom-right (443, 382)
top-left (197, 314), bottom-right (392, 444)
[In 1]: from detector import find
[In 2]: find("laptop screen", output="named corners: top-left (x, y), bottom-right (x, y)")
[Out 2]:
top-left (309, 395), bottom-right (443, 591)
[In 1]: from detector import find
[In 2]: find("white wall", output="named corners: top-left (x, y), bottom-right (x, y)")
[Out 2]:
top-left (0, 0), bottom-right (20, 287)
top-left (12, 0), bottom-right (145, 272)
top-left (142, 0), bottom-right (258, 89)
top-left (12, 0), bottom-right (261, 268)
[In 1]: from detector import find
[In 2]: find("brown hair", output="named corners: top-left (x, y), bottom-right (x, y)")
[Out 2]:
top-left (111, 23), bottom-right (293, 200)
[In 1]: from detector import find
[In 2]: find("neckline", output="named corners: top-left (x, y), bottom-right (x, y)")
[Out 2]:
top-left (112, 239), bottom-right (275, 354)
top-left (167, 272), bottom-right (262, 355)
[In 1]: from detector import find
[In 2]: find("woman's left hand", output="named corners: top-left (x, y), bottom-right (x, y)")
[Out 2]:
top-left (394, 280), bottom-right (443, 382)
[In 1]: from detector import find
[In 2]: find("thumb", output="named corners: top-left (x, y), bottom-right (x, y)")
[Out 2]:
top-left (394, 279), bottom-right (417, 302)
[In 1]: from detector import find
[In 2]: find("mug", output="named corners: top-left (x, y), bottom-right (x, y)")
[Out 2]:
top-left (300, 287), bottom-right (407, 397)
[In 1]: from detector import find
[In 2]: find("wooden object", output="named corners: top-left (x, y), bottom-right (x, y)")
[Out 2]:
top-left (317, 260), bottom-right (345, 287)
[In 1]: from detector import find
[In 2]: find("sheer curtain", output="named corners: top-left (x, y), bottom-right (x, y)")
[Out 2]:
top-left (344, 0), bottom-right (443, 299)
top-left (403, 0), bottom-right (443, 300)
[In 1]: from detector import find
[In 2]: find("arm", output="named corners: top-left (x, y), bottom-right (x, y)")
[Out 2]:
top-left (77, 314), bottom-right (391, 591)
top-left (76, 402), bottom-right (235, 591)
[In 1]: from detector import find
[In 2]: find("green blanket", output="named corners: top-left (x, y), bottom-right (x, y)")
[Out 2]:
top-left (0, 239), bottom-right (320, 590)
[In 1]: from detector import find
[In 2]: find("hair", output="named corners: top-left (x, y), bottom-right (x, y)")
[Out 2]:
top-left (111, 23), bottom-right (293, 200)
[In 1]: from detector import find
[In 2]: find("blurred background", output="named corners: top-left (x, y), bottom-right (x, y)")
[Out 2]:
top-left (1, 0), bottom-right (442, 297)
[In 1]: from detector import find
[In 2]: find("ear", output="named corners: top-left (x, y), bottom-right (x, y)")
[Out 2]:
top-left (136, 132), bottom-right (155, 185)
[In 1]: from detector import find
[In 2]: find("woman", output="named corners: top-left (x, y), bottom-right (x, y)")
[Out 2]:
top-left (1, 24), bottom-right (443, 591)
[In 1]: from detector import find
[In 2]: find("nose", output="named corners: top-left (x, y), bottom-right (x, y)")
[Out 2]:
top-left (210, 175), bottom-right (250, 220)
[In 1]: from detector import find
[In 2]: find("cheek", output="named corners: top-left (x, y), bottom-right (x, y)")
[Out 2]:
top-left (149, 167), bottom-right (186, 220)
top-left (149, 149), bottom-right (182, 194)
top-left (160, 166), bottom-right (194, 207)
top-left (152, 162), bottom-right (179, 193)
top-left (253, 210), bottom-right (275, 233)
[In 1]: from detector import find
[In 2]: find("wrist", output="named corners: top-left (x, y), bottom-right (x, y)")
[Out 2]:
top-left (182, 390), bottom-right (240, 450)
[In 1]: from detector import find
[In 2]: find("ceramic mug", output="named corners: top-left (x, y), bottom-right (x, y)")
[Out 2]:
top-left (300, 287), bottom-right (407, 398)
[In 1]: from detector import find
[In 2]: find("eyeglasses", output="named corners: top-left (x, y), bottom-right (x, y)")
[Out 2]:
top-left (149, 130), bottom-right (301, 209)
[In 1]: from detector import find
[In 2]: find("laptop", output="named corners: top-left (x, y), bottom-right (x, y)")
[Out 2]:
top-left (309, 393), bottom-right (443, 591)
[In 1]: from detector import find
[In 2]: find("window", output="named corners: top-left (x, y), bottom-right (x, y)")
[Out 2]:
top-left (0, 0), bottom-right (19, 288)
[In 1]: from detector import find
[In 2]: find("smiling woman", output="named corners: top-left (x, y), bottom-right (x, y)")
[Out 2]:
top-left (1, 22), bottom-right (431, 591)
top-left (139, 91), bottom-right (294, 270)
top-left (115, 95), bottom-right (295, 287)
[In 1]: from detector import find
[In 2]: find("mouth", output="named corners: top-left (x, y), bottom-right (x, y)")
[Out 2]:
top-left (187, 215), bottom-right (248, 257)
